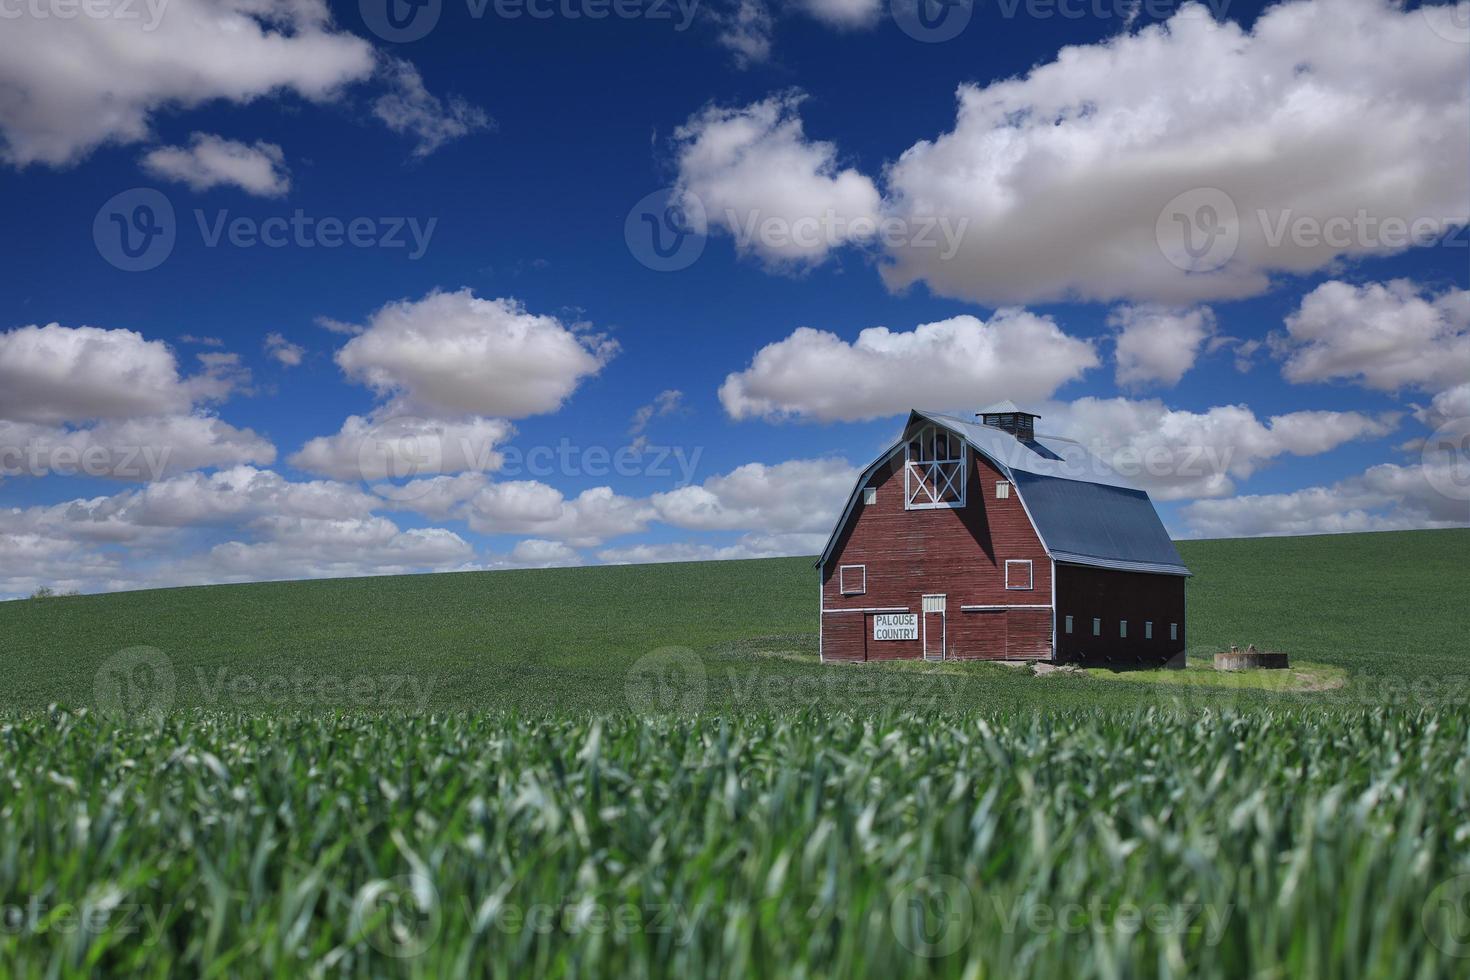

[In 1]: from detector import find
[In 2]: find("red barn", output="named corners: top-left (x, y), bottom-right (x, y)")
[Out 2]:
top-left (817, 404), bottom-right (1190, 666)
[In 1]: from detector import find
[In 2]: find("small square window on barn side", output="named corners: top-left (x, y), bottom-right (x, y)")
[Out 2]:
top-left (995, 481), bottom-right (1010, 499)
top-left (839, 564), bottom-right (866, 595)
top-left (863, 487), bottom-right (877, 506)
top-left (1120, 620), bottom-right (1128, 638)
top-left (1170, 623), bottom-right (1179, 641)
top-left (1093, 618), bottom-right (1101, 636)
top-left (1064, 615), bottom-right (1073, 634)
top-left (1145, 621), bottom-right (1153, 640)
top-left (1005, 559), bottom-right (1033, 590)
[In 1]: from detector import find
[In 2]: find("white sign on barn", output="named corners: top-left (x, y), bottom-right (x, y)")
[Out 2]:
top-left (873, 613), bottom-right (918, 641)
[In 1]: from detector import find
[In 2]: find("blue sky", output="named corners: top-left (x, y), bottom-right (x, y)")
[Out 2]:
top-left (0, 0), bottom-right (1466, 596)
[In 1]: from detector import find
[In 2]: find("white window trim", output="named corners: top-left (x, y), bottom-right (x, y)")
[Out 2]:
top-left (838, 564), bottom-right (866, 596)
top-left (862, 487), bottom-right (877, 506)
top-left (995, 481), bottom-right (1010, 499)
top-left (904, 425), bottom-right (967, 511)
top-left (1005, 559), bottom-right (1034, 591)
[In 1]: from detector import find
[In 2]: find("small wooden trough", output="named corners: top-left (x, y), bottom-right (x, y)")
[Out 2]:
top-left (1214, 645), bottom-right (1289, 671)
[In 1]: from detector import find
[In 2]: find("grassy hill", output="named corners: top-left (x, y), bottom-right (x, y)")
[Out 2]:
top-left (0, 528), bottom-right (1464, 715)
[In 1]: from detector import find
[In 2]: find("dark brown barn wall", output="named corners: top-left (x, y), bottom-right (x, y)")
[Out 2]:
top-left (821, 448), bottom-right (1052, 662)
top-left (1054, 565), bottom-right (1186, 665)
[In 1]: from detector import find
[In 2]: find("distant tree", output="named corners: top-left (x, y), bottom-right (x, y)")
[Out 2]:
top-left (29, 586), bottom-right (55, 600)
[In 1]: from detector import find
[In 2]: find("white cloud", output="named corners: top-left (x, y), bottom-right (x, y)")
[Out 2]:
top-left (373, 59), bottom-right (491, 158)
top-left (1042, 397), bottom-right (1400, 499)
top-left (141, 133), bottom-right (290, 196)
top-left (461, 482), bottom-right (653, 547)
top-left (502, 539), bottom-right (586, 568)
top-left (720, 310), bottom-right (1098, 422)
top-left (1276, 280), bottom-right (1470, 393)
top-left (0, 415), bottom-right (275, 481)
top-left (200, 517), bottom-right (472, 583)
top-left (314, 316), bottom-right (363, 336)
top-left (651, 458), bottom-right (857, 533)
top-left (877, 0), bottom-right (1470, 304)
top-left (1111, 305), bottom-right (1216, 388)
top-left (1181, 459), bottom-right (1469, 538)
top-left (673, 93), bottom-right (881, 267)
top-left (264, 333), bottom-right (305, 367)
top-left (0, 0), bottom-right (375, 167)
top-left (713, 0), bottom-right (774, 66)
top-left (290, 413), bottom-right (513, 483)
top-left (1415, 382), bottom-right (1470, 431)
top-left (797, 0), bottom-right (883, 28)
top-left (0, 323), bottom-right (208, 423)
top-left (629, 389), bottom-right (684, 436)
top-left (334, 289), bottom-right (616, 419)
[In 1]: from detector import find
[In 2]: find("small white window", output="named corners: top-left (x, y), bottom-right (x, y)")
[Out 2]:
top-left (839, 564), bottom-right (866, 595)
top-left (862, 487), bottom-right (877, 506)
top-left (1170, 623), bottom-right (1179, 641)
top-left (1120, 620), bottom-right (1128, 638)
top-left (1092, 618), bottom-right (1101, 636)
top-left (995, 481), bottom-right (1010, 499)
top-left (1005, 559), bottom-right (1033, 591)
top-left (1145, 621), bottom-right (1153, 640)
top-left (904, 425), bottom-right (966, 510)
top-left (1064, 615), bottom-right (1073, 634)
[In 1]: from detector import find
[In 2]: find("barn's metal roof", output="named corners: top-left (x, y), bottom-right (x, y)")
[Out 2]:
top-left (816, 410), bottom-right (1191, 576)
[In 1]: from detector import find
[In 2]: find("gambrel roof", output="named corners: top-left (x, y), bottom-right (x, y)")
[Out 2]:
top-left (817, 410), bottom-right (1191, 577)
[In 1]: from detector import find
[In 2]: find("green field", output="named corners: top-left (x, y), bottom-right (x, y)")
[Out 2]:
top-left (1, 528), bottom-right (1466, 715)
top-left (1, 528), bottom-right (1468, 977)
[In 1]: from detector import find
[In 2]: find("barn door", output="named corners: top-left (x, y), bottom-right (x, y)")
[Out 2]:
top-left (922, 595), bottom-right (947, 661)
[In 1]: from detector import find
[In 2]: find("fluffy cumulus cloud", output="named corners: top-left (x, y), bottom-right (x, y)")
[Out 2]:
top-left (373, 59), bottom-right (492, 158)
top-left (0, 324), bottom-right (270, 481)
top-left (873, 0), bottom-right (1470, 304)
top-left (713, 0), bottom-right (775, 66)
top-left (333, 289), bottom-right (617, 419)
top-left (1111, 306), bottom-right (1216, 388)
top-left (0, 0), bottom-right (375, 167)
top-left (720, 311), bottom-right (1098, 422)
top-left (0, 466), bottom-right (472, 597)
top-left (597, 532), bottom-right (829, 565)
top-left (1181, 459), bottom-right (1470, 538)
top-left (1041, 397), bottom-right (1400, 500)
top-left (1276, 280), bottom-right (1470, 393)
top-left (264, 333), bottom-right (306, 367)
top-left (673, 93), bottom-right (882, 267)
top-left (141, 133), bottom-right (290, 197)
top-left (290, 413), bottom-right (513, 483)
top-left (651, 458), bottom-right (857, 533)
top-left (629, 390), bottom-right (684, 437)
top-left (460, 482), bottom-right (653, 547)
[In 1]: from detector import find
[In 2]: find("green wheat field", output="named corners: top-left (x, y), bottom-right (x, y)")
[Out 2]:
top-left (0, 528), bottom-right (1467, 977)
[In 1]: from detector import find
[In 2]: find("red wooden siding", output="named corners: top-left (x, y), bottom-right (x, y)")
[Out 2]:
top-left (821, 448), bottom-right (1052, 662)
top-left (1053, 565), bottom-right (1186, 665)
